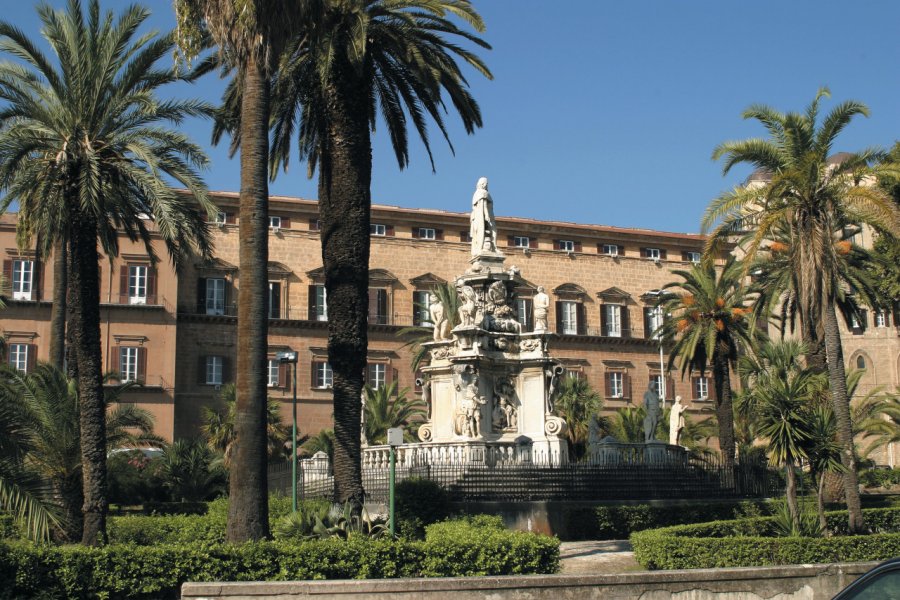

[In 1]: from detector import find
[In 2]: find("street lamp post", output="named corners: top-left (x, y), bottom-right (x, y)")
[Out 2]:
top-left (276, 351), bottom-right (299, 512)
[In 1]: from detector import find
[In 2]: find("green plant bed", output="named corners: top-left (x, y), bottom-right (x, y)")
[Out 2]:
top-left (0, 519), bottom-right (558, 599)
top-left (632, 506), bottom-right (900, 570)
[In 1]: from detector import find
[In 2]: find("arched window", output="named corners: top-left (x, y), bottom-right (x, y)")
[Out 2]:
top-left (856, 355), bottom-right (866, 370)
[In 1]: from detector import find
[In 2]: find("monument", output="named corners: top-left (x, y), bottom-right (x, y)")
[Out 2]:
top-left (411, 177), bottom-right (569, 464)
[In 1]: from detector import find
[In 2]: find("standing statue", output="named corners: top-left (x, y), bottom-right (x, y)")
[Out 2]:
top-left (461, 377), bottom-right (487, 437)
top-left (429, 294), bottom-right (450, 340)
top-left (360, 387), bottom-right (369, 445)
top-left (470, 176), bottom-right (497, 255)
top-left (533, 286), bottom-right (550, 332)
top-left (642, 382), bottom-right (661, 442)
top-left (457, 285), bottom-right (477, 327)
top-left (545, 365), bottom-right (564, 414)
top-left (416, 375), bottom-right (432, 420)
top-left (669, 395), bottom-right (686, 446)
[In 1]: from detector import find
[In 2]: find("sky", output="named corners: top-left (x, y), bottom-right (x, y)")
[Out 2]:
top-left (5, 0), bottom-right (900, 234)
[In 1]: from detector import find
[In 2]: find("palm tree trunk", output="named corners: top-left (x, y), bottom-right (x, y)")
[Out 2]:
top-left (226, 59), bottom-right (270, 543)
top-left (318, 60), bottom-right (371, 509)
top-left (55, 473), bottom-right (83, 543)
top-left (713, 349), bottom-right (736, 469)
top-left (65, 240), bottom-right (78, 382)
top-left (816, 472), bottom-right (828, 533)
top-left (823, 299), bottom-right (865, 533)
top-left (49, 239), bottom-right (67, 370)
top-left (68, 212), bottom-right (107, 546)
top-left (785, 458), bottom-right (799, 531)
top-left (802, 313), bottom-right (827, 374)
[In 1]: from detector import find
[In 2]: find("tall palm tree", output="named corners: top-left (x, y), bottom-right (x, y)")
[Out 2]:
top-left (0, 364), bottom-right (160, 542)
top-left (738, 340), bottom-right (821, 530)
top-left (363, 382), bottom-right (426, 445)
top-left (659, 257), bottom-right (756, 468)
top-left (704, 89), bottom-right (900, 532)
top-left (0, 0), bottom-right (214, 544)
top-left (174, 0), bottom-right (305, 542)
top-left (266, 0), bottom-right (491, 506)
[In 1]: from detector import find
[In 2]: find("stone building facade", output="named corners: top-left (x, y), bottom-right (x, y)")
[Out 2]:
top-left (2, 191), bottom-right (899, 461)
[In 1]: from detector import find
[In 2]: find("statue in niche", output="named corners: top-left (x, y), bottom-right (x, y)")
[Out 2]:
top-left (545, 365), bottom-right (564, 414)
top-left (669, 395), bottom-right (686, 446)
top-left (491, 377), bottom-right (518, 432)
top-left (643, 382), bottom-right (661, 443)
top-left (485, 280), bottom-right (521, 333)
top-left (416, 375), bottom-right (432, 420)
top-left (470, 176), bottom-right (497, 255)
top-left (533, 286), bottom-right (550, 332)
top-left (429, 294), bottom-right (450, 341)
top-left (458, 285), bottom-right (477, 327)
top-left (453, 366), bottom-right (486, 437)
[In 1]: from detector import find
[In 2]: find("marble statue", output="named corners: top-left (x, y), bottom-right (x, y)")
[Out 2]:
top-left (484, 280), bottom-right (521, 333)
top-left (360, 387), bottom-right (369, 445)
top-left (546, 365), bottom-right (564, 414)
top-left (502, 397), bottom-right (518, 430)
top-left (416, 376), bottom-right (432, 420)
top-left (470, 176), bottom-right (497, 255)
top-left (533, 286), bottom-right (550, 332)
top-left (429, 294), bottom-right (450, 340)
top-left (460, 377), bottom-right (487, 437)
top-left (669, 395), bottom-right (686, 446)
top-left (642, 383), bottom-right (661, 442)
top-left (458, 285), bottom-right (477, 327)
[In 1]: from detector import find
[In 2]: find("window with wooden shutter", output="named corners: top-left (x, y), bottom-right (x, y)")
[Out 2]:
top-left (308, 284), bottom-right (327, 321)
top-left (622, 374), bottom-right (632, 399)
top-left (226, 213), bottom-right (236, 224)
top-left (1, 260), bottom-right (12, 295)
top-left (110, 345), bottom-right (121, 375)
top-left (603, 372), bottom-right (612, 397)
top-left (368, 288), bottom-right (388, 324)
top-left (26, 344), bottom-right (37, 374)
top-left (576, 303), bottom-right (587, 335)
top-left (385, 224), bottom-right (395, 236)
top-left (146, 267), bottom-right (157, 304)
top-left (277, 362), bottom-right (291, 389)
top-left (516, 297), bottom-right (533, 331)
top-left (574, 241), bottom-right (583, 253)
top-left (268, 282), bottom-right (281, 319)
top-left (280, 216), bottom-right (291, 229)
top-left (197, 277), bottom-right (207, 313)
top-left (459, 231), bottom-right (471, 243)
top-left (620, 306), bottom-right (630, 338)
top-left (308, 218), bottom-right (320, 230)
top-left (435, 229), bottom-right (444, 240)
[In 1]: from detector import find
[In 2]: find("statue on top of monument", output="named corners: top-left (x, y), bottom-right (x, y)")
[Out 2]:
top-left (470, 176), bottom-right (497, 255)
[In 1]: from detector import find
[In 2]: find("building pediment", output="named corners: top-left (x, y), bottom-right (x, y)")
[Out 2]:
top-left (409, 272), bottom-right (447, 287)
top-left (553, 283), bottom-right (587, 298)
top-left (369, 268), bottom-right (398, 285)
top-left (268, 261), bottom-right (293, 276)
top-left (196, 257), bottom-right (238, 273)
top-left (597, 287), bottom-right (631, 302)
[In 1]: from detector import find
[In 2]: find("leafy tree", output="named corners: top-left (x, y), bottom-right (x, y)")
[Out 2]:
top-left (0, 0), bottom-right (214, 544)
top-left (600, 406), bottom-right (646, 444)
top-left (363, 382), bottom-right (426, 445)
top-left (265, 0), bottom-right (491, 508)
top-left (302, 429), bottom-right (335, 462)
top-left (659, 257), bottom-right (756, 468)
top-left (704, 89), bottom-right (900, 532)
top-left (201, 383), bottom-right (291, 467)
top-left (157, 439), bottom-right (226, 502)
top-left (803, 405), bottom-right (844, 531)
top-left (555, 376), bottom-right (603, 461)
top-left (174, 0), bottom-right (306, 542)
top-left (0, 364), bottom-right (160, 541)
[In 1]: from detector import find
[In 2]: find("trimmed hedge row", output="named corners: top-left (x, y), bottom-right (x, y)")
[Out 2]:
top-left (0, 519), bottom-right (559, 599)
top-left (632, 506), bottom-right (900, 570)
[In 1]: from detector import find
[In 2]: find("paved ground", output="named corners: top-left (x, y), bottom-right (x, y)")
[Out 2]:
top-left (558, 540), bottom-right (641, 575)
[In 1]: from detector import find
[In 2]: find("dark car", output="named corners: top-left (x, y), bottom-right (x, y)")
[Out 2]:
top-left (833, 558), bottom-right (900, 599)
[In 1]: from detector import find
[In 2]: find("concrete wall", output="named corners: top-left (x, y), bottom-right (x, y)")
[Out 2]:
top-left (182, 562), bottom-right (874, 599)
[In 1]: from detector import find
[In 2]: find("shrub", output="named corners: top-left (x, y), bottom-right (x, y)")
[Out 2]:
top-left (394, 478), bottom-right (451, 539)
top-left (631, 506), bottom-right (900, 570)
top-left (107, 452), bottom-right (167, 506)
top-left (0, 521), bottom-right (558, 599)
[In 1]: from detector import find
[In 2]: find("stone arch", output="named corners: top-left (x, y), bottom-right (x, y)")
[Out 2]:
top-left (848, 350), bottom-right (877, 395)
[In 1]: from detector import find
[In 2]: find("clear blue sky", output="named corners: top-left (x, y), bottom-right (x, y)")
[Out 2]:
top-left (5, 1), bottom-right (900, 233)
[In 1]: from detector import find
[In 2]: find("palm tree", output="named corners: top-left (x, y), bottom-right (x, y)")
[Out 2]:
top-left (0, 364), bottom-right (160, 541)
top-left (0, 0), bottom-right (214, 544)
top-left (601, 406), bottom-right (646, 444)
top-left (363, 382), bottom-right (426, 445)
top-left (803, 405), bottom-right (845, 531)
top-left (158, 439), bottom-right (226, 502)
top-left (659, 257), bottom-right (756, 468)
top-left (302, 429), bottom-right (336, 462)
top-left (174, 0), bottom-right (306, 542)
top-left (555, 376), bottom-right (603, 461)
top-left (739, 341), bottom-right (820, 530)
top-left (201, 383), bottom-right (291, 467)
top-left (264, 1), bottom-right (491, 507)
top-left (704, 89), bottom-right (900, 532)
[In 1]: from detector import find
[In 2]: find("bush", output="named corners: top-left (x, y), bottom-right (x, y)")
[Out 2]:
top-left (631, 506), bottom-right (900, 570)
top-left (0, 520), bottom-right (558, 599)
top-left (394, 478), bottom-right (451, 539)
top-left (860, 467), bottom-right (900, 489)
top-left (107, 451), bottom-right (167, 506)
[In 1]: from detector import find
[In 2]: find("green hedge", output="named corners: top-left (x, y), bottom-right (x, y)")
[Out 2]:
top-left (632, 506), bottom-right (900, 570)
top-left (0, 519), bottom-right (558, 599)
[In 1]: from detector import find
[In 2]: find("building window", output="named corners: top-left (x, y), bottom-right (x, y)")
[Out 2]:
top-left (214, 211), bottom-right (227, 225)
top-left (850, 309), bottom-right (868, 333)
top-left (604, 304), bottom-right (622, 337)
top-left (601, 244), bottom-right (619, 257)
top-left (605, 372), bottom-right (625, 398)
top-left (128, 265), bottom-right (148, 304)
top-left (310, 284), bottom-right (327, 321)
top-left (856, 356), bottom-right (866, 370)
top-left (876, 311), bottom-right (888, 328)
top-left (560, 301), bottom-right (578, 335)
top-left (644, 247), bottom-right (662, 261)
top-left (513, 236), bottom-right (530, 248)
top-left (206, 356), bottom-right (223, 385)
top-left (313, 361), bottom-right (333, 389)
top-left (309, 218), bottom-right (320, 231)
top-left (8, 343), bottom-right (30, 373)
top-left (413, 291), bottom-right (432, 327)
top-left (11, 259), bottom-right (33, 300)
top-left (644, 306), bottom-right (663, 340)
top-left (268, 282), bottom-right (281, 319)
top-left (418, 227), bottom-right (436, 240)
top-left (267, 359), bottom-right (280, 387)
top-left (558, 240), bottom-right (575, 252)
top-left (694, 376), bottom-right (709, 400)
top-left (685, 251), bottom-right (701, 263)
top-left (367, 363), bottom-right (386, 389)
top-left (370, 223), bottom-right (386, 236)
top-left (517, 297), bottom-right (533, 331)
top-left (269, 216), bottom-right (282, 229)
top-left (368, 288), bottom-right (388, 325)
top-left (120, 347), bottom-right (140, 382)
top-left (206, 278), bottom-right (225, 315)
